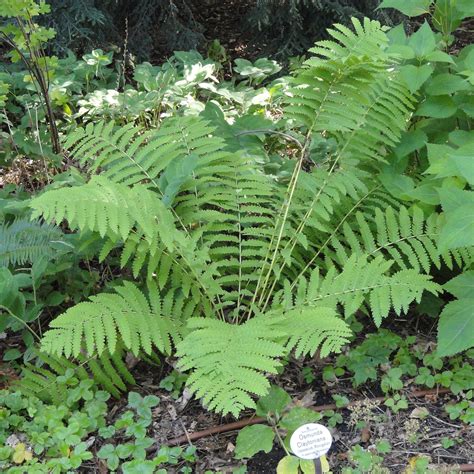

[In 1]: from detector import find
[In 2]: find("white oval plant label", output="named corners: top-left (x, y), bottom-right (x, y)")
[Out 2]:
top-left (290, 423), bottom-right (332, 460)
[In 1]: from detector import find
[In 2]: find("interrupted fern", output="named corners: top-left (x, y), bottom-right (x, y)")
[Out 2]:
top-left (14, 348), bottom-right (134, 403)
top-left (0, 219), bottom-right (66, 267)
top-left (41, 281), bottom-right (183, 358)
top-left (29, 18), bottom-right (450, 417)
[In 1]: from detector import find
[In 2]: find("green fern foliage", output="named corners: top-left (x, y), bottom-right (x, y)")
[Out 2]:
top-left (285, 19), bottom-right (393, 132)
top-left (177, 316), bottom-right (286, 417)
top-left (289, 255), bottom-right (441, 325)
top-left (30, 17), bottom-right (450, 416)
top-left (14, 348), bottom-right (134, 403)
top-left (310, 17), bottom-right (390, 61)
top-left (325, 206), bottom-right (472, 273)
top-left (327, 206), bottom-right (440, 271)
top-left (30, 176), bottom-right (176, 247)
top-left (64, 116), bottom-right (227, 190)
top-left (0, 219), bottom-right (65, 267)
top-left (176, 310), bottom-right (352, 416)
top-left (41, 281), bottom-right (183, 358)
top-left (278, 307), bottom-right (352, 358)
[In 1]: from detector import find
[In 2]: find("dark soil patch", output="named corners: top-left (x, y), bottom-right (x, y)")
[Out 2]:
top-left (150, 0), bottom-right (264, 64)
top-left (132, 313), bottom-right (473, 472)
top-left (247, 447), bottom-right (286, 473)
top-left (192, 0), bottom-right (263, 61)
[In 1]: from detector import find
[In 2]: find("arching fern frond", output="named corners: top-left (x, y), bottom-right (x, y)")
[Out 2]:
top-left (0, 219), bottom-right (66, 267)
top-left (285, 19), bottom-right (393, 132)
top-left (309, 18), bottom-right (390, 61)
top-left (334, 76), bottom-right (414, 165)
top-left (41, 281), bottom-right (184, 358)
top-left (176, 309), bottom-right (352, 416)
top-left (325, 206), bottom-right (472, 273)
top-left (278, 307), bottom-right (352, 358)
top-left (64, 116), bottom-right (228, 190)
top-left (14, 347), bottom-right (134, 403)
top-left (30, 175), bottom-right (177, 249)
top-left (285, 255), bottom-right (441, 326)
top-left (177, 316), bottom-right (286, 417)
top-left (326, 206), bottom-right (440, 272)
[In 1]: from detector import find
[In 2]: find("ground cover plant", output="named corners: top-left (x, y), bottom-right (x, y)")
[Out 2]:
top-left (0, 0), bottom-right (473, 472)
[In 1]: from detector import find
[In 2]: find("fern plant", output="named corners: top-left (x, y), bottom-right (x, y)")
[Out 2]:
top-left (30, 18), bottom-right (446, 417)
top-left (0, 219), bottom-right (65, 267)
top-left (14, 347), bottom-right (134, 403)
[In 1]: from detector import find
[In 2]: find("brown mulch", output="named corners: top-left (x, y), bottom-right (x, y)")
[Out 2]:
top-left (79, 314), bottom-right (474, 473)
top-left (108, 359), bottom-right (473, 473)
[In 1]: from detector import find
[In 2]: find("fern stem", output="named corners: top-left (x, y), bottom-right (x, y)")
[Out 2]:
top-left (289, 187), bottom-right (380, 291)
top-left (273, 421), bottom-right (291, 456)
top-left (233, 169), bottom-right (243, 324)
top-left (248, 142), bottom-right (306, 319)
top-left (0, 305), bottom-right (40, 342)
top-left (259, 77), bottom-right (391, 309)
top-left (252, 69), bottom-right (347, 313)
top-left (369, 232), bottom-right (439, 256)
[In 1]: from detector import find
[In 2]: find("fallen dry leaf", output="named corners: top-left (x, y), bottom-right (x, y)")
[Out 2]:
top-left (361, 426), bottom-right (371, 442)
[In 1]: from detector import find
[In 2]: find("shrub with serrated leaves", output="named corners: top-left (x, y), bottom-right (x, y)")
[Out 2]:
top-left (30, 18), bottom-right (447, 417)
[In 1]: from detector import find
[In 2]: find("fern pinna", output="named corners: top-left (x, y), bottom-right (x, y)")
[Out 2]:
top-left (30, 18), bottom-right (448, 417)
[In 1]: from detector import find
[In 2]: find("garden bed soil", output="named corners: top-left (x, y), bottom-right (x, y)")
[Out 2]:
top-left (85, 316), bottom-right (474, 473)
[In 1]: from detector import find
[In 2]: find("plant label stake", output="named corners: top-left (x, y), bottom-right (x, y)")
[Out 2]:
top-left (290, 423), bottom-right (332, 472)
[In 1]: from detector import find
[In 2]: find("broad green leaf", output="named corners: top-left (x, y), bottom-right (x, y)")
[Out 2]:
top-left (387, 24), bottom-right (416, 58)
top-left (425, 143), bottom-right (460, 177)
top-left (437, 299), bottom-right (474, 356)
top-left (425, 50), bottom-right (455, 63)
top-left (406, 182), bottom-right (441, 205)
top-left (444, 272), bottom-right (474, 299)
top-left (280, 407), bottom-right (323, 433)
top-left (459, 48), bottom-right (474, 72)
top-left (455, 0), bottom-right (474, 18)
top-left (449, 130), bottom-right (474, 147)
top-left (438, 187), bottom-right (474, 212)
top-left (277, 455), bottom-right (300, 474)
top-left (3, 348), bottom-right (22, 361)
top-left (408, 22), bottom-right (436, 58)
top-left (395, 130), bottom-right (428, 158)
top-left (379, 0), bottom-right (432, 16)
top-left (425, 73), bottom-right (470, 96)
top-left (234, 424), bottom-right (275, 459)
top-left (459, 96), bottom-right (474, 117)
top-left (399, 64), bottom-right (433, 93)
top-left (158, 153), bottom-right (199, 208)
top-left (387, 23), bottom-right (407, 45)
top-left (450, 146), bottom-right (474, 185)
top-left (415, 95), bottom-right (457, 118)
top-left (379, 169), bottom-right (415, 200)
top-left (256, 385), bottom-right (291, 416)
top-left (438, 203), bottom-right (474, 251)
top-left (300, 459), bottom-right (317, 474)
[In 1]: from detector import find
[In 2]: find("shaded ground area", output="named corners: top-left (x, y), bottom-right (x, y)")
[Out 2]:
top-left (150, 0), bottom-right (265, 64)
top-left (193, 0), bottom-right (264, 60)
top-left (65, 314), bottom-right (473, 473)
